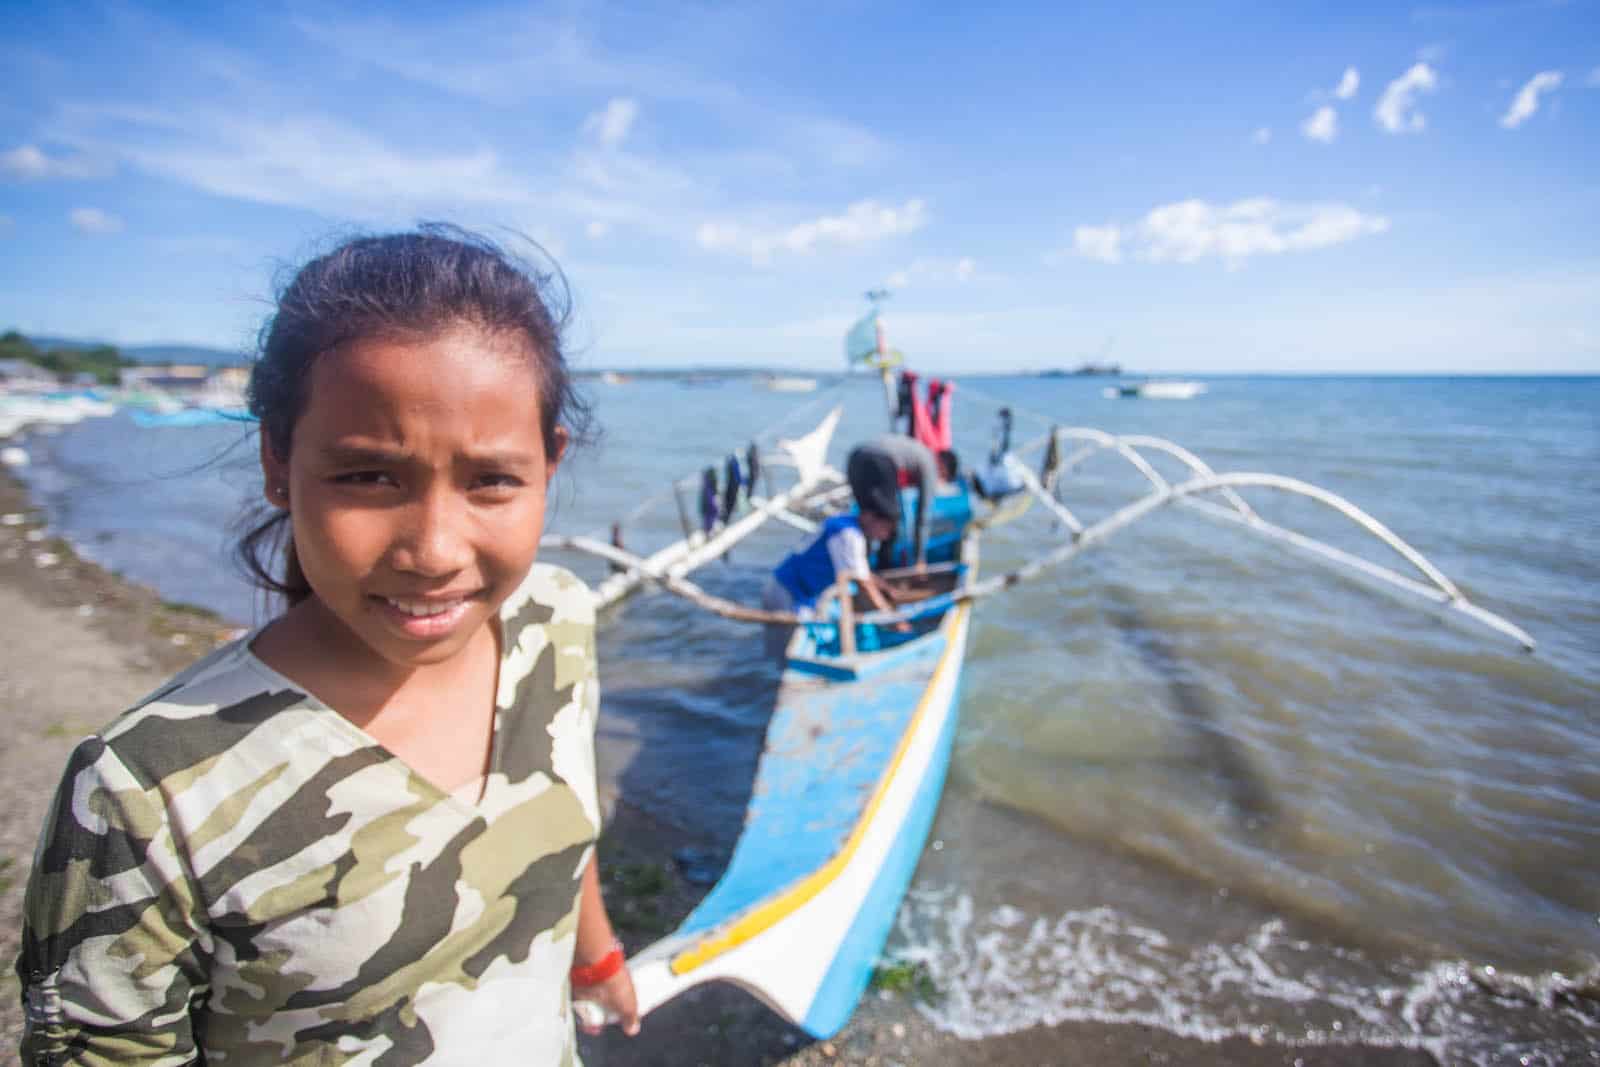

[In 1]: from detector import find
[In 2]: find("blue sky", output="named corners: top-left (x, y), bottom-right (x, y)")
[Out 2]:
top-left (2, 1), bottom-right (1597, 373)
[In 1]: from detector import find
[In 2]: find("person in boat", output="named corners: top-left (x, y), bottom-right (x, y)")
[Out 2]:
top-left (762, 502), bottom-right (910, 656)
top-left (845, 433), bottom-right (954, 570)
top-left (17, 227), bottom-right (641, 1065)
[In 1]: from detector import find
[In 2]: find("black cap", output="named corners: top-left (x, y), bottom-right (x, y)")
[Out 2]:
top-left (846, 448), bottom-right (901, 526)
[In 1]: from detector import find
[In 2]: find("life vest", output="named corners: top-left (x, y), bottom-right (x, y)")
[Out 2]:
top-left (773, 514), bottom-right (861, 608)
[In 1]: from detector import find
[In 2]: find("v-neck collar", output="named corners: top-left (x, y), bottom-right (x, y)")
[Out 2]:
top-left (240, 622), bottom-right (508, 813)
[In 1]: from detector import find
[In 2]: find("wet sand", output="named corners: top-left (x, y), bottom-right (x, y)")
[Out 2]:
top-left (0, 462), bottom-right (1435, 1065)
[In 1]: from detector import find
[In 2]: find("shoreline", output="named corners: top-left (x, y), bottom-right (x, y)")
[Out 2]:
top-left (0, 460), bottom-right (1436, 1065)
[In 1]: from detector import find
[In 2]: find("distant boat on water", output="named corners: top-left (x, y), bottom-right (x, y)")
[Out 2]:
top-left (1105, 379), bottom-right (1207, 400)
top-left (757, 374), bottom-right (819, 393)
top-left (1040, 362), bottom-right (1122, 377)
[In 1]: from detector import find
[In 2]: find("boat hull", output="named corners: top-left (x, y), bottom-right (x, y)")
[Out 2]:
top-left (624, 597), bottom-right (972, 1037)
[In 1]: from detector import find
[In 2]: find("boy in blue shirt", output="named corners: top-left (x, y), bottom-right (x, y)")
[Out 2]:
top-left (762, 504), bottom-right (907, 657)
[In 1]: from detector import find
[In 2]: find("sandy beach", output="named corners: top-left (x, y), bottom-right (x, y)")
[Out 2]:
top-left (0, 463), bottom-right (1437, 1066)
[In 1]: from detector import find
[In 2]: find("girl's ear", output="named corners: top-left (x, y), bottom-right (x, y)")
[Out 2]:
top-left (260, 433), bottom-right (290, 509)
top-left (545, 426), bottom-right (569, 481)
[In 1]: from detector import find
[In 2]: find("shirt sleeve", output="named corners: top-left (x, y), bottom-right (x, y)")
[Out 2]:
top-left (826, 524), bottom-right (871, 580)
top-left (18, 738), bottom-right (209, 1066)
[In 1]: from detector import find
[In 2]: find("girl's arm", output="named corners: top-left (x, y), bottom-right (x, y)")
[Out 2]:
top-left (571, 854), bottom-right (640, 1035)
top-left (19, 739), bottom-right (209, 1064)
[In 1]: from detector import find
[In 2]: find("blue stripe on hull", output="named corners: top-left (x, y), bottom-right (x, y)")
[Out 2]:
top-left (801, 654), bottom-right (967, 1037)
top-left (675, 634), bottom-right (947, 939)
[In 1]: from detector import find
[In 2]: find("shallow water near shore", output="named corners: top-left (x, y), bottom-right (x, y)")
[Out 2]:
top-left (12, 374), bottom-right (1600, 1064)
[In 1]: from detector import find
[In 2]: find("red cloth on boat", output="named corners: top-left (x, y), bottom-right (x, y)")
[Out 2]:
top-left (907, 375), bottom-right (953, 453)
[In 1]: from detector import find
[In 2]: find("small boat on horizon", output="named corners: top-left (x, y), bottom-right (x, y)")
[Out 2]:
top-left (758, 374), bottom-right (819, 392)
top-left (1105, 379), bottom-right (1207, 400)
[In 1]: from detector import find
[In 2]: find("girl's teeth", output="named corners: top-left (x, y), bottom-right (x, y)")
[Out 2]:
top-left (390, 599), bottom-right (458, 617)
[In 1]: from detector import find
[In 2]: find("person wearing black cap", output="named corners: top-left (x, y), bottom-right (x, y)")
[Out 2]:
top-left (846, 433), bottom-right (943, 568)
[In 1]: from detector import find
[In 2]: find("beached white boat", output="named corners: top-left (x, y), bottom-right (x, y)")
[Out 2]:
top-left (0, 391), bottom-right (118, 438)
top-left (549, 300), bottom-right (1532, 1039)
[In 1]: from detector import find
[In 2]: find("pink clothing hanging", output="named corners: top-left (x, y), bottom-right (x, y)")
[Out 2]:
top-left (909, 377), bottom-right (953, 453)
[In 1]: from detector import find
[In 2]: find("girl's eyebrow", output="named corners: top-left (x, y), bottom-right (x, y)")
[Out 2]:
top-left (317, 443), bottom-right (539, 467)
top-left (318, 443), bottom-right (411, 466)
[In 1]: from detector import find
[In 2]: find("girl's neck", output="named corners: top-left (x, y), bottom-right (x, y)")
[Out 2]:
top-left (253, 597), bottom-right (499, 728)
top-left (252, 598), bottom-right (503, 795)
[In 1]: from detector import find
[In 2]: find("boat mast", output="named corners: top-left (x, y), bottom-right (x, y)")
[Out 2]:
top-left (862, 288), bottom-right (898, 430)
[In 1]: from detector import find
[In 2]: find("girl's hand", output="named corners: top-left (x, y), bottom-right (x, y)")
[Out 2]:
top-left (574, 967), bottom-right (640, 1037)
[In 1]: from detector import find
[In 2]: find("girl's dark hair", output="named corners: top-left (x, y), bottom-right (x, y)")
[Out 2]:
top-left (236, 223), bottom-right (593, 606)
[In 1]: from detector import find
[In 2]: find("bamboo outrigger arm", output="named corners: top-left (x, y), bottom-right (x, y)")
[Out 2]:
top-left (1018, 426), bottom-right (1259, 520)
top-left (858, 470), bottom-right (1536, 652)
top-left (539, 410), bottom-right (1533, 652)
top-left (539, 533), bottom-right (808, 625)
top-left (558, 407), bottom-right (846, 611)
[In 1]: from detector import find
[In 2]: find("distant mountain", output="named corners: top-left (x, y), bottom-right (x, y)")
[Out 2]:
top-left (25, 335), bottom-right (245, 367)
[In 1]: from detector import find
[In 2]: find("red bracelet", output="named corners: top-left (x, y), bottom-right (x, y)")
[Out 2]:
top-left (570, 938), bottom-right (625, 987)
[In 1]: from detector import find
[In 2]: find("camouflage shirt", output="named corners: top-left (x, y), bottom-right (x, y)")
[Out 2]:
top-left (18, 563), bottom-right (602, 1066)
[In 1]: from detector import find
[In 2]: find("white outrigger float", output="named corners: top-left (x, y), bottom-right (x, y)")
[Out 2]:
top-left (552, 304), bottom-right (1533, 1038)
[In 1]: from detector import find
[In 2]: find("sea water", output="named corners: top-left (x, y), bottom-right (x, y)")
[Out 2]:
top-left (13, 374), bottom-right (1599, 1064)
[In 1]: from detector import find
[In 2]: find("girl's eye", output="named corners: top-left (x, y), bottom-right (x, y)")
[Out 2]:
top-left (333, 471), bottom-right (396, 487)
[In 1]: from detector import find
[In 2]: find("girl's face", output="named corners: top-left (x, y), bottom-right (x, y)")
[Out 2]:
top-left (262, 325), bottom-right (564, 671)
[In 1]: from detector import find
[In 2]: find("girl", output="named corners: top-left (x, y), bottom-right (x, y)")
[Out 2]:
top-left (17, 227), bottom-right (639, 1064)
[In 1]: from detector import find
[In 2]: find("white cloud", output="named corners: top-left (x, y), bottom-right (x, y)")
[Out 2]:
top-left (885, 256), bottom-right (977, 289)
top-left (583, 98), bottom-right (638, 148)
top-left (63, 107), bottom-right (534, 220)
top-left (695, 198), bottom-right (928, 265)
top-left (1073, 224), bottom-right (1124, 264)
top-left (1334, 67), bottom-right (1360, 100)
top-left (1375, 63), bottom-right (1439, 134)
top-left (586, 220), bottom-right (610, 239)
top-left (292, 11), bottom-right (885, 169)
top-left (1072, 198), bottom-right (1389, 268)
top-left (1499, 71), bottom-right (1563, 129)
top-left (1, 144), bottom-right (103, 180)
top-left (1301, 106), bottom-right (1339, 143)
top-left (69, 207), bottom-right (123, 234)
top-left (1252, 127), bottom-right (1272, 145)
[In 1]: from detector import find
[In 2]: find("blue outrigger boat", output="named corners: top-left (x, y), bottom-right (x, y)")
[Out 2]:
top-left (549, 299), bottom-right (1534, 1038)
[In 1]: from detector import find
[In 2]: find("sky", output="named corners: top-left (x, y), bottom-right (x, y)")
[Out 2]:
top-left (1, 1), bottom-right (1597, 374)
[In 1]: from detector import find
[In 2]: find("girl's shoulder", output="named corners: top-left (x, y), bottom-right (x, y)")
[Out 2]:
top-left (91, 632), bottom-right (319, 790)
top-left (498, 563), bottom-right (597, 703)
top-left (500, 561), bottom-right (596, 634)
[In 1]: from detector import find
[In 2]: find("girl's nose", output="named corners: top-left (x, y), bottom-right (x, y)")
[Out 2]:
top-left (390, 489), bottom-right (473, 576)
